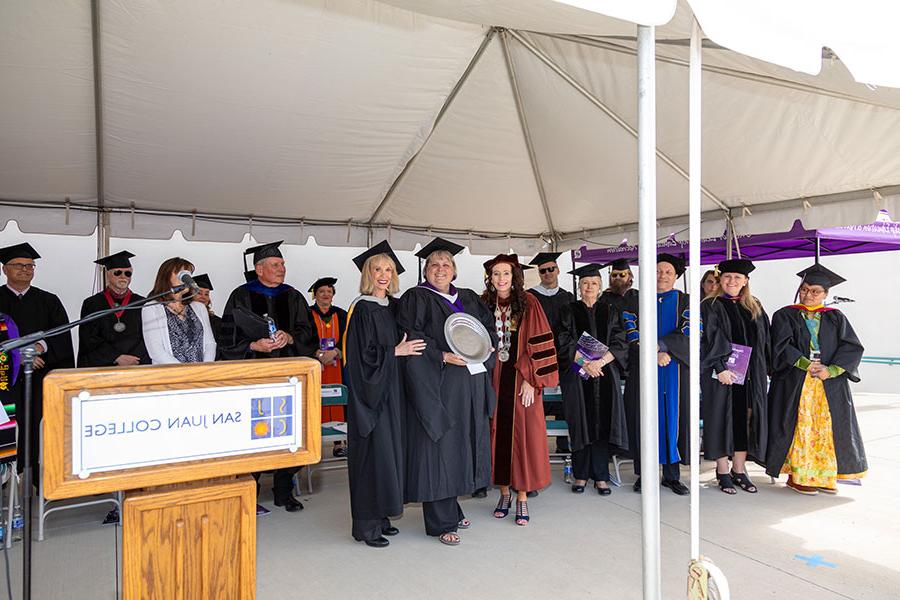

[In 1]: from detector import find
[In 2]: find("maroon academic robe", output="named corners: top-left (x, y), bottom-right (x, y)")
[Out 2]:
top-left (490, 293), bottom-right (559, 492)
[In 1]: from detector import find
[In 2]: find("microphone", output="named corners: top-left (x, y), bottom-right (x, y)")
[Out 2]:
top-left (176, 270), bottom-right (201, 293)
top-left (831, 296), bottom-right (855, 303)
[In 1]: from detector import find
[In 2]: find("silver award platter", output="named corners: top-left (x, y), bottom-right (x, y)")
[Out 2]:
top-left (444, 313), bottom-right (492, 364)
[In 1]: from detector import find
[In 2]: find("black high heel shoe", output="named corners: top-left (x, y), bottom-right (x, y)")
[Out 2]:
top-left (515, 500), bottom-right (530, 526)
top-left (493, 493), bottom-right (511, 518)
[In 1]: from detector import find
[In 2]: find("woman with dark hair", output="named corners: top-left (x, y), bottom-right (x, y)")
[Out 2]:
top-left (701, 269), bottom-right (719, 298)
top-left (142, 257), bottom-right (216, 364)
top-left (482, 254), bottom-right (558, 526)
top-left (700, 259), bottom-right (770, 495)
top-left (766, 263), bottom-right (866, 495)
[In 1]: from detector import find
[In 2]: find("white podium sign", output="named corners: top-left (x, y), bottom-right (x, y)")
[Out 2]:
top-left (71, 380), bottom-right (302, 477)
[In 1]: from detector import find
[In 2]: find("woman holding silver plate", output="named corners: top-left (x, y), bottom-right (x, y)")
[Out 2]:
top-left (482, 254), bottom-right (558, 526)
top-left (396, 238), bottom-right (497, 547)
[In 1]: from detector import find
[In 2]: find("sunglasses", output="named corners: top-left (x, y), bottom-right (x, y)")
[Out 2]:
top-left (112, 270), bottom-right (133, 277)
top-left (610, 272), bottom-right (630, 278)
top-left (538, 266), bottom-right (557, 274)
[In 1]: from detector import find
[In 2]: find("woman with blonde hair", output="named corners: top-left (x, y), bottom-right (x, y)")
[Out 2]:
top-left (700, 259), bottom-right (770, 494)
top-left (142, 257), bottom-right (216, 364)
top-left (343, 240), bottom-right (425, 548)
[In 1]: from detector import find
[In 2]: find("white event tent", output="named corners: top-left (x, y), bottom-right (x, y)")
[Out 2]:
top-left (2, 1), bottom-right (900, 599)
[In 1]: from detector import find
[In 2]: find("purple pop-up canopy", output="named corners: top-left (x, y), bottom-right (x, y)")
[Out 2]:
top-left (573, 210), bottom-right (900, 267)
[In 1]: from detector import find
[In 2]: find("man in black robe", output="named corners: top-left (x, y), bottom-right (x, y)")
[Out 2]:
top-left (599, 258), bottom-right (639, 315)
top-left (396, 238), bottom-right (497, 545)
top-left (527, 251), bottom-right (575, 456)
top-left (0, 243), bottom-right (75, 471)
top-left (622, 254), bottom-right (691, 495)
top-left (77, 251), bottom-right (150, 368)
top-left (219, 241), bottom-right (319, 513)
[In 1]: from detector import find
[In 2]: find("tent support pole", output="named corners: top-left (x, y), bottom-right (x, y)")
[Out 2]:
top-left (637, 24), bottom-right (661, 600)
top-left (688, 16), bottom-right (702, 564)
top-left (499, 31), bottom-right (557, 241)
top-left (90, 0), bottom-right (108, 293)
top-left (368, 28), bottom-right (497, 225)
top-left (507, 29), bottom-right (729, 213)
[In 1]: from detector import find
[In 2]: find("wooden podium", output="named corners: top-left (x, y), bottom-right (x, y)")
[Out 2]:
top-left (42, 358), bottom-right (321, 600)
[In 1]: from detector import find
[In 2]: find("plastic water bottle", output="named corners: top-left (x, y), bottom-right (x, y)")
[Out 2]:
top-left (264, 313), bottom-right (278, 340)
top-left (563, 457), bottom-right (573, 484)
top-left (11, 503), bottom-right (24, 541)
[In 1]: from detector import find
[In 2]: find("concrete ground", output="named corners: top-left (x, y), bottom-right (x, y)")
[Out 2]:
top-left (4, 392), bottom-right (899, 599)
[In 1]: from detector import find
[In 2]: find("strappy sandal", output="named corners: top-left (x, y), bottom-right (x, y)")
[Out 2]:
top-left (515, 500), bottom-right (530, 526)
top-left (457, 518), bottom-right (471, 529)
top-left (731, 470), bottom-right (758, 493)
top-left (493, 493), bottom-right (511, 519)
top-left (716, 472), bottom-right (737, 495)
top-left (439, 532), bottom-right (460, 546)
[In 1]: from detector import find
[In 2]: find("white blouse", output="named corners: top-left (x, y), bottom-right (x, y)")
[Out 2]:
top-left (141, 301), bottom-right (217, 364)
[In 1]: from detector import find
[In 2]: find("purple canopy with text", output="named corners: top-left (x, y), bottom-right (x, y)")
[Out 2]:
top-left (573, 210), bottom-right (900, 267)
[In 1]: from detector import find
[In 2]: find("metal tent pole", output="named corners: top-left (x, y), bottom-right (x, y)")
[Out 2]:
top-left (688, 16), bottom-right (702, 563)
top-left (637, 24), bottom-right (661, 600)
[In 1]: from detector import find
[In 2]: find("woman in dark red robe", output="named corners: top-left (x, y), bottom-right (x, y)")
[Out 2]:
top-left (482, 254), bottom-right (559, 526)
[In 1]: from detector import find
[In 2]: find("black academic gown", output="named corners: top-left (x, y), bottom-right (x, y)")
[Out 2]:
top-left (77, 290), bottom-right (151, 367)
top-left (396, 286), bottom-right (497, 503)
top-left (219, 280), bottom-right (318, 360)
top-left (0, 285), bottom-right (74, 468)
top-left (765, 306), bottom-right (867, 478)
top-left (528, 287), bottom-right (575, 332)
top-left (344, 296), bottom-right (404, 529)
top-left (599, 288), bottom-right (638, 377)
top-left (622, 290), bottom-right (692, 466)
top-left (556, 301), bottom-right (629, 453)
top-left (700, 297), bottom-right (770, 464)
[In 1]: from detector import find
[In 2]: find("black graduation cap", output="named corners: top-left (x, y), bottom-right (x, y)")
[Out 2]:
top-left (94, 250), bottom-right (134, 269)
top-left (242, 241), bottom-right (284, 281)
top-left (308, 277), bottom-right (337, 293)
top-left (797, 263), bottom-right (845, 289)
top-left (0, 242), bottom-right (40, 264)
top-left (528, 251), bottom-right (562, 266)
top-left (716, 258), bottom-right (755, 277)
top-left (604, 258), bottom-right (632, 272)
top-left (568, 263), bottom-right (605, 278)
top-left (657, 253), bottom-right (686, 277)
top-left (520, 263), bottom-right (534, 271)
top-left (193, 273), bottom-right (213, 290)
top-left (415, 237), bottom-right (464, 259)
top-left (352, 240), bottom-right (406, 274)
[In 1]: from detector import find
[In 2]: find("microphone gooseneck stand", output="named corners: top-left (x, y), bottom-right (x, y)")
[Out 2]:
top-left (0, 287), bottom-right (193, 600)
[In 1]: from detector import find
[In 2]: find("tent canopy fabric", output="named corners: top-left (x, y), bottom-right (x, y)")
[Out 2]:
top-left (573, 209), bottom-right (900, 266)
top-left (2, 0), bottom-right (900, 253)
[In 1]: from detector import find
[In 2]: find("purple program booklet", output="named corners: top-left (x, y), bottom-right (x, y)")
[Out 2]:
top-left (714, 343), bottom-right (752, 385)
top-left (572, 331), bottom-right (609, 380)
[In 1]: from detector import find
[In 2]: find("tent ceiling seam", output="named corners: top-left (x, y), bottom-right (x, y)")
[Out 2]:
top-left (499, 29), bottom-right (557, 240)
top-left (366, 27), bottom-right (497, 225)
top-left (541, 33), bottom-right (900, 113)
top-left (507, 29), bottom-right (730, 213)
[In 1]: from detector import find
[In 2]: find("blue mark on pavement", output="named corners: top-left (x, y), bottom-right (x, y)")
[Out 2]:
top-left (794, 554), bottom-right (838, 568)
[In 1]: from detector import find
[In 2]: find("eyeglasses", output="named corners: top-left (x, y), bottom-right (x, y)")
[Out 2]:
top-left (799, 287), bottom-right (826, 296)
top-left (111, 270), bottom-right (133, 277)
top-left (610, 272), bottom-right (630, 278)
top-left (5, 262), bottom-right (35, 271)
top-left (538, 266), bottom-right (557, 274)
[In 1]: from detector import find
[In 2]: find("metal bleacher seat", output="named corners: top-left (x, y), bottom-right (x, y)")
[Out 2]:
top-left (297, 384), bottom-right (348, 495)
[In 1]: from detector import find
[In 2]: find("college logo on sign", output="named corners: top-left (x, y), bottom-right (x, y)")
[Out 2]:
top-left (250, 396), bottom-right (293, 440)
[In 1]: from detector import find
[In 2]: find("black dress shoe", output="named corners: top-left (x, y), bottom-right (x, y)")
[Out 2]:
top-left (571, 484), bottom-right (585, 494)
top-left (364, 536), bottom-right (389, 548)
top-left (382, 526), bottom-right (399, 536)
top-left (526, 490), bottom-right (539, 498)
top-left (472, 487), bottom-right (488, 498)
top-left (662, 479), bottom-right (690, 496)
top-left (596, 484), bottom-right (612, 496)
top-left (633, 477), bottom-right (642, 493)
top-left (273, 495), bottom-right (305, 512)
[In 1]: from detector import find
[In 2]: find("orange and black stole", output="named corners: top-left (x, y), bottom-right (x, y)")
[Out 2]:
top-left (313, 308), bottom-right (344, 422)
